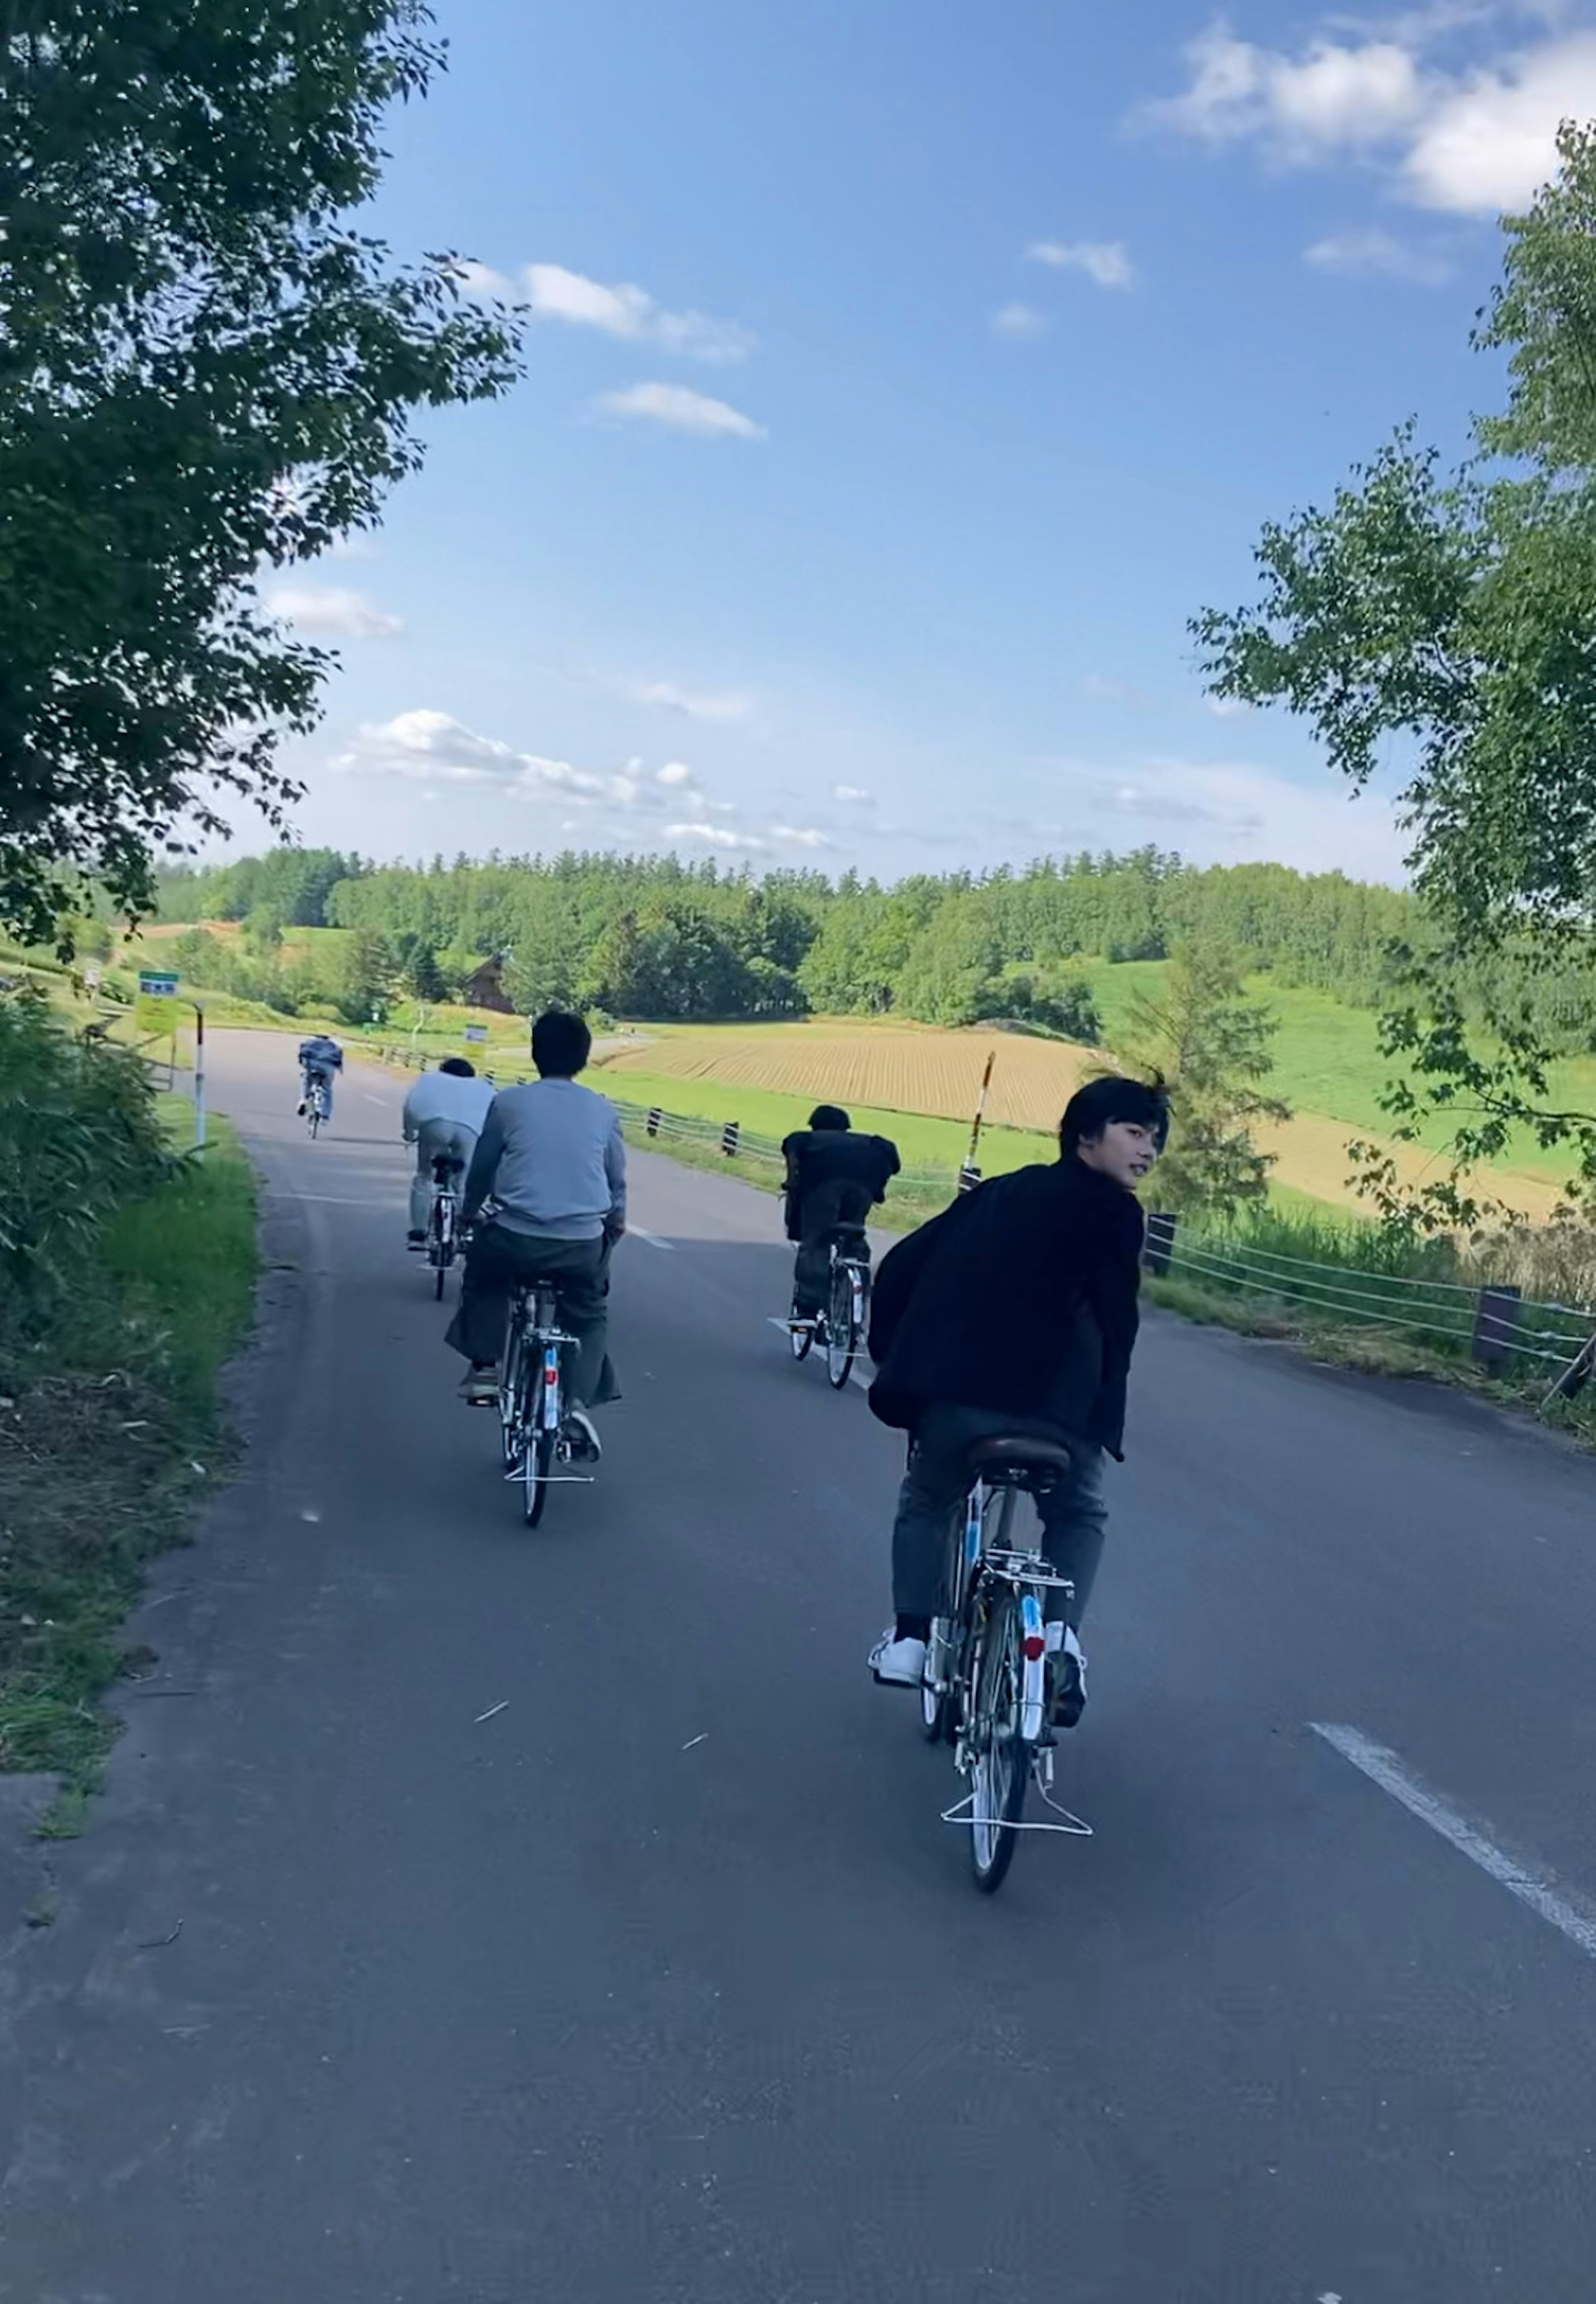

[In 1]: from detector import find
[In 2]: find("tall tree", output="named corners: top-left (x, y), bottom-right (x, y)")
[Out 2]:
top-left (0, 2), bottom-right (520, 949)
top-left (1193, 121), bottom-right (1596, 1227)
top-left (1120, 942), bottom-right (1290, 1220)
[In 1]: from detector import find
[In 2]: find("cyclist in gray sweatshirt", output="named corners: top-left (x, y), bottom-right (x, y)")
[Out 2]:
top-left (446, 1010), bottom-right (626, 1449)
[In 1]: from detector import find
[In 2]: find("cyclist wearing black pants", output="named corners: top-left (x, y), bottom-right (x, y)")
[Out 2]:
top-left (447, 1011), bottom-right (625, 1458)
top-left (864, 1076), bottom-right (1168, 1727)
top-left (781, 1105), bottom-right (900, 1319)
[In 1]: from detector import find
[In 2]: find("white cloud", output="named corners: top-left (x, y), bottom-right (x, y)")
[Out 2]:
top-left (523, 262), bottom-right (754, 363)
top-left (832, 782), bottom-right (872, 802)
top-left (330, 710), bottom-right (611, 795)
top-left (593, 382), bottom-right (766, 439)
top-left (1204, 695), bottom-right (1254, 719)
top-left (1027, 239), bottom-right (1136, 289)
top-left (1145, 27), bottom-right (1427, 152)
top-left (666, 821), bottom-right (767, 850)
top-left (1403, 33), bottom-right (1596, 209)
top-left (992, 301), bottom-right (1050, 338)
top-left (1304, 226), bottom-right (1454, 281)
top-left (451, 259), bottom-right (515, 298)
top-left (635, 679), bottom-right (756, 722)
top-left (323, 533), bottom-right (377, 562)
top-left (269, 586), bottom-right (403, 639)
top-left (1077, 753), bottom-right (1409, 878)
top-left (1145, 18), bottom-right (1596, 213)
top-left (770, 825), bottom-right (832, 850)
top-left (656, 760), bottom-right (696, 787)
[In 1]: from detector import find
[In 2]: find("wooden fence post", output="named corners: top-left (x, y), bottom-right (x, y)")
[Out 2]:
top-left (721, 1121), bottom-right (740, 1158)
top-left (1143, 1211), bottom-right (1178, 1277)
top-left (1472, 1284), bottom-right (1522, 1370)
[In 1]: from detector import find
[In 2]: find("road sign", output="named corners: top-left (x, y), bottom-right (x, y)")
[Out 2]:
top-left (138, 970), bottom-right (179, 998)
top-left (463, 1023), bottom-right (489, 1044)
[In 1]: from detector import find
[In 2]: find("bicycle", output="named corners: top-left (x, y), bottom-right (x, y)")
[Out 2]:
top-left (497, 1278), bottom-right (594, 1527)
top-left (787, 1231), bottom-right (871, 1390)
top-left (303, 1073), bottom-right (331, 1139)
top-left (424, 1152), bottom-right (464, 1300)
top-left (918, 1435), bottom-right (1090, 1894)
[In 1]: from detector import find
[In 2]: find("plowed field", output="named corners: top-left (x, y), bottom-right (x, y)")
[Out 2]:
top-left (601, 1022), bottom-right (1093, 1134)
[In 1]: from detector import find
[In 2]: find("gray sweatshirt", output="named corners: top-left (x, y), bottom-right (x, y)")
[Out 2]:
top-left (463, 1077), bottom-right (626, 1242)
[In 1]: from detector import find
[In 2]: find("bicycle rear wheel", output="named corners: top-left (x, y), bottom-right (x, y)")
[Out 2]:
top-left (968, 1592), bottom-right (1030, 1893)
top-left (523, 1423), bottom-right (557, 1526)
top-left (788, 1299), bottom-right (812, 1361)
top-left (825, 1262), bottom-right (856, 1389)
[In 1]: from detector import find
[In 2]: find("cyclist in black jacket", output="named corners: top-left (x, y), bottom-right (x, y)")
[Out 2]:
top-left (781, 1104), bottom-right (900, 1321)
top-left (866, 1075), bottom-right (1168, 1727)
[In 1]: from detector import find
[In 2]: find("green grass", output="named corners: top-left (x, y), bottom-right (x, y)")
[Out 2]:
top-left (1087, 960), bottom-right (1596, 1187)
top-left (0, 1121), bottom-right (257, 1801)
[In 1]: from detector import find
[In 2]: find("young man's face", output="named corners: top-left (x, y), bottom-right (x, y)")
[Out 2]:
top-left (1076, 1119), bottom-right (1161, 1191)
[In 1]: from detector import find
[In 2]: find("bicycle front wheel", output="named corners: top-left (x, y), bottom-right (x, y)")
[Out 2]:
top-left (825, 1263), bottom-right (856, 1389)
top-left (920, 1617), bottom-right (954, 1742)
top-left (968, 1592), bottom-right (1030, 1893)
top-left (499, 1333), bottom-right (525, 1470)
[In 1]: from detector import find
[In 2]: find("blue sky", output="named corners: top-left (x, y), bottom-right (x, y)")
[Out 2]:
top-left (259, 0), bottom-right (1596, 887)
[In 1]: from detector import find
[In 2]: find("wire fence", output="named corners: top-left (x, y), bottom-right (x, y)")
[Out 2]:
top-left (1161, 1224), bottom-right (1596, 1394)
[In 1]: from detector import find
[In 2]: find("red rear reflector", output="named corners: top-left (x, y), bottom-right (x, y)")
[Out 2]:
top-left (1022, 1634), bottom-right (1046, 1662)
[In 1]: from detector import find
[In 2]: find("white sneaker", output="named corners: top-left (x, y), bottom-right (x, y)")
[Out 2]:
top-left (564, 1408), bottom-right (601, 1464)
top-left (869, 1630), bottom-right (928, 1688)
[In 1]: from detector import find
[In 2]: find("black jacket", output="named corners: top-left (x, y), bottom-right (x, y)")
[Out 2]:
top-left (866, 1160), bottom-right (1145, 1458)
top-left (781, 1129), bottom-right (900, 1243)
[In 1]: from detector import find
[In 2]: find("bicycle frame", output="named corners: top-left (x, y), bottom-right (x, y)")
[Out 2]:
top-left (499, 1283), bottom-right (592, 1515)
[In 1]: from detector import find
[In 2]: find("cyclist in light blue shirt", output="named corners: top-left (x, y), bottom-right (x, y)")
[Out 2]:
top-left (296, 1034), bottom-right (344, 1119)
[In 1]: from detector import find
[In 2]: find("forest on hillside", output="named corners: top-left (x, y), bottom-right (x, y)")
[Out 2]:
top-left (149, 845), bottom-right (1432, 1035)
top-left (138, 842), bottom-right (1594, 1057)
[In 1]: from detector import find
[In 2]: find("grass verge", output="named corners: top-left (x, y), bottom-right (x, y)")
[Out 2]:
top-left (0, 1120), bottom-right (257, 1809)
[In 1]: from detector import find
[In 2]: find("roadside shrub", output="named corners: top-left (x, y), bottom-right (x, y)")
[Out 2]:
top-left (0, 993), bottom-right (172, 1350)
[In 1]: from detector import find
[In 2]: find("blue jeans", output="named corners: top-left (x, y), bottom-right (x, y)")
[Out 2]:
top-left (300, 1065), bottom-right (335, 1119)
top-left (890, 1402), bottom-right (1107, 1630)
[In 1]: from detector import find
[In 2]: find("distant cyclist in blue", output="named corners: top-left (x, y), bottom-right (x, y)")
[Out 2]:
top-left (296, 1033), bottom-right (344, 1121)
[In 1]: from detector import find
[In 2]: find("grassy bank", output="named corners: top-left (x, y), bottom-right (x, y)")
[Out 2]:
top-left (0, 1005), bottom-right (257, 1807)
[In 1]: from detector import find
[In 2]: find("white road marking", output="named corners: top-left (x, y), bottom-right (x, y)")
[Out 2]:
top-left (1313, 1722), bottom-right (1596, 1962)
top-left (764, 1315), bottom-right (872, 1393)
top-left (628, 1227), bottom-right (675, 1250)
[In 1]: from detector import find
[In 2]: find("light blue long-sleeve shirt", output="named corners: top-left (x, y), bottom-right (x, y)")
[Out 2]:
top-left (463, 1077), bottom-right (626, 1241)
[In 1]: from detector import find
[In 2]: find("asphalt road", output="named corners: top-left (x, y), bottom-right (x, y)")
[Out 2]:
top-left (4, 1029), bottom-right (1596, 2302)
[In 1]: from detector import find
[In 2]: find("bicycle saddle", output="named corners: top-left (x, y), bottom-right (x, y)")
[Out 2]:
top-left (431, 1153), bottom-right (466, 1178)
top-left (964, 1435), bottom-right (1074, 1483)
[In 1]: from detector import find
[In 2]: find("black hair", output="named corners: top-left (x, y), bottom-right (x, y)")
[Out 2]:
top-left (438, 1056), bottom-right (475, 1078)
top-left (809, 1103), bottom-right (850, 1132)
top-left (531, 1009), bottom-right (593, 1079)
top-left (1059, 1075), bottom-right (1170, 1160)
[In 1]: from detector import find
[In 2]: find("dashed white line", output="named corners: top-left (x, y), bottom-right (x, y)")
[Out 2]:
top-left (1313, 1722), bottom-right (1596, 1962)
top-left (628, 1227), bottom-right (675, 1250)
